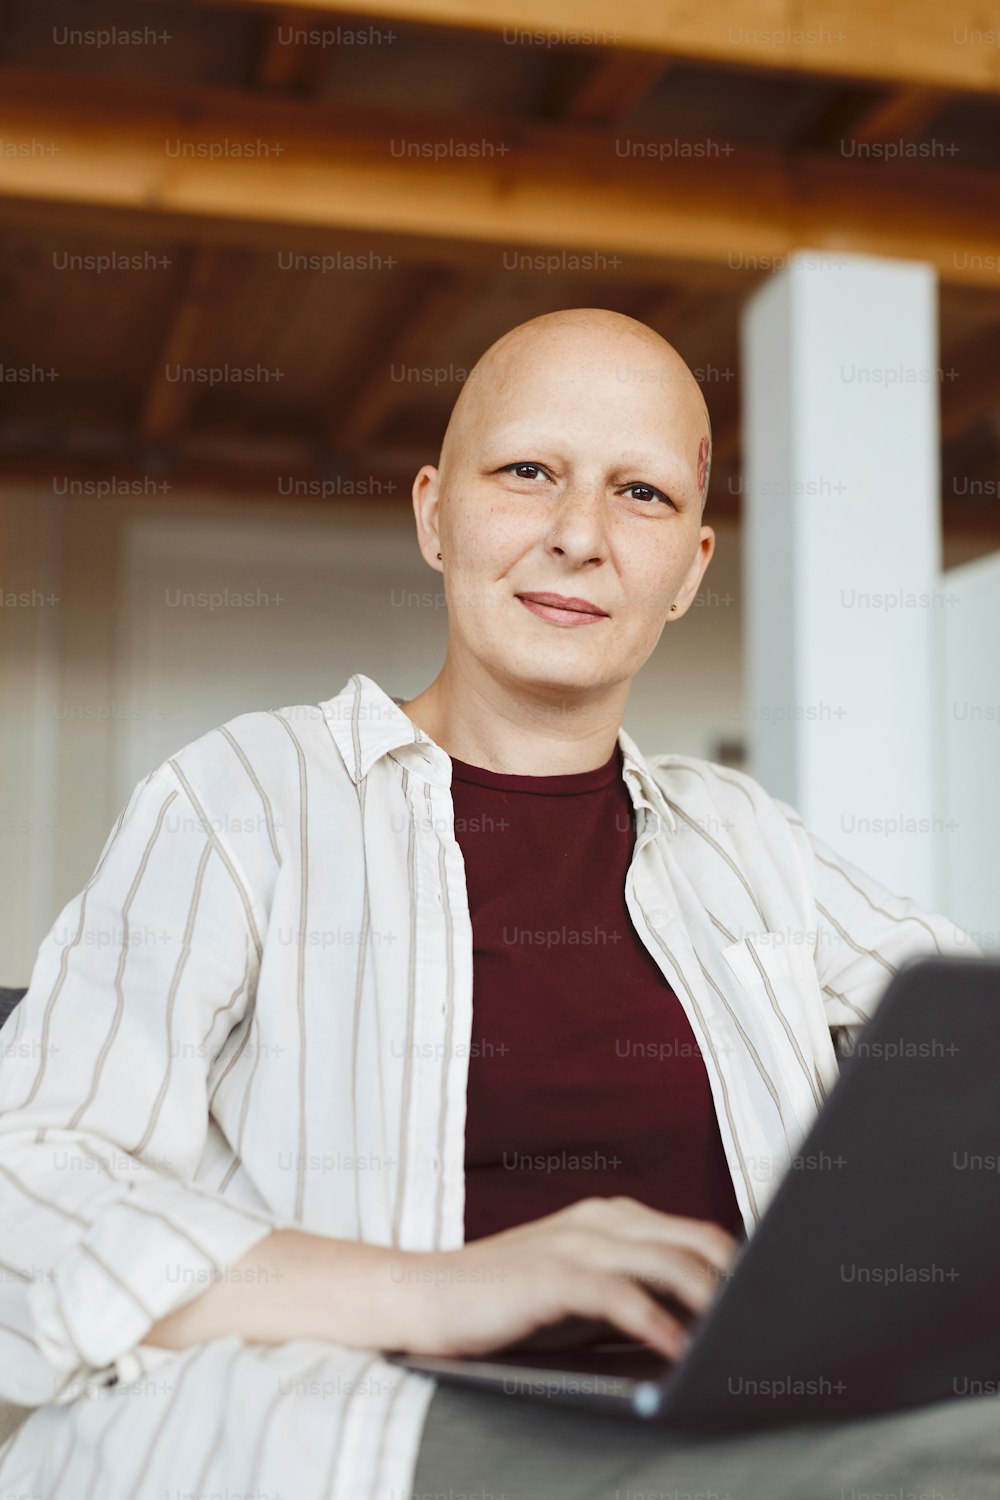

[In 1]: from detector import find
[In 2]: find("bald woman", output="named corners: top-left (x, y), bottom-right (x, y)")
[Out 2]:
top-left (400, 306), bottom-right (715, 773)
top-left (0, 310), bottom-right (993, 1500)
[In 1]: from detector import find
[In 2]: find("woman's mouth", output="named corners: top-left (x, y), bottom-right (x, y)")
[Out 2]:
top-left (515, 592), bottom-right (609, 627)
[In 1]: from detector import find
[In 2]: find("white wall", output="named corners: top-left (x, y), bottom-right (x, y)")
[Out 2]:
top-left (0, 484), bottom-right (742, 981)
top-left (0, 493), bottom-right (61, 986)
top-left (116, 504), bottom-right (743, 802)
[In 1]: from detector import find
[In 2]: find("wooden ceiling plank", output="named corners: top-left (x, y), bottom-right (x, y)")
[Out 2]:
top-left (140, 245), bottom-right (244, 444)
top-left (941, 323), bottom-right (1000, 442)
top-left (550, 52), bottom-right (671, 125)
top-left (256, 6), bottom-right (331, 93)
top-left (849, 86), bottom-right (954, 144)
top-left (331, 266), bottom-right (483, 453)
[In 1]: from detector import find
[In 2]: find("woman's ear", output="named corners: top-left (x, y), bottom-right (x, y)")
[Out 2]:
top-left (411, 465), bottom-right (443, 570)
top-left (669, 526), bottom-right (716, 621)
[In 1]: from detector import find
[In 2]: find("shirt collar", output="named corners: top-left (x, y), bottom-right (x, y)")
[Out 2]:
top-left (616, 724), bottom-right (677, 834)
top-left (321, 672), bottom-right (676, 834)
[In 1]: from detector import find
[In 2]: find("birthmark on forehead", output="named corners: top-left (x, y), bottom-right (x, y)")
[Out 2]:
top-left (697, 433), bottom-right (711, 502)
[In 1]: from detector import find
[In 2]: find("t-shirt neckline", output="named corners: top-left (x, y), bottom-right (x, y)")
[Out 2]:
top-left (448, 740), bottom-right (623, 796)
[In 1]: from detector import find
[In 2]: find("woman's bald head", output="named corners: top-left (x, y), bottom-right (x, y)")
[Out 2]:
top-left (438, 307), bottom-right (712, 512)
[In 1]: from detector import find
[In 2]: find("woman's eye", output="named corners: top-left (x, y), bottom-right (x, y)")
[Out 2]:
top-left (504, 463), bottom-right (548, 481)
top-left (622, 482), bottom-right (670, 506)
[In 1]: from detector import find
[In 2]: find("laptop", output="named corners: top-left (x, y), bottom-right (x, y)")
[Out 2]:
top-left (387, 953), bottom-right (1000, 1429)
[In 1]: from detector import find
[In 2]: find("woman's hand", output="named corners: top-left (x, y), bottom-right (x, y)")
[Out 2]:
top-left (389, 1196), bottom-right (739, 1362)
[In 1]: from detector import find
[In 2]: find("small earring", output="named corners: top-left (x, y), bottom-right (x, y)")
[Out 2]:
top-left (670, 604), bottom-right (677, 612)
top-left (437, 551), bottom-right (442, 560)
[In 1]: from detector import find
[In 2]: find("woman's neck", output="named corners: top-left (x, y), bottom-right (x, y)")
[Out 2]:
top-left (395, 665), bottom-right (626, 776)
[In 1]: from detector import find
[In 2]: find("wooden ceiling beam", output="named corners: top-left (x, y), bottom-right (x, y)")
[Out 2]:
top-left (2, 70), bottom-right (1000, 287)
top-left (0, 195), bottom-right (756, 291)
top-left (208, 0), bottom-right (1000, 96)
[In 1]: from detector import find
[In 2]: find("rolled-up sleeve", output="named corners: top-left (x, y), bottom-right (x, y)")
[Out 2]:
top-left (0, 764), bottom-right (290, 1406)
top-left (774, 799), bottom-right (982, 1049)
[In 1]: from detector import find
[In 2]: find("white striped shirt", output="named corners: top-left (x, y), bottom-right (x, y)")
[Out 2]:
top-left (0, 670), bottom-right (978, 1498)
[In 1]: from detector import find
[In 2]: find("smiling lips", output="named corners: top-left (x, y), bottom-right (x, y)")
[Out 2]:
top-left (515, 591), bottom-right (609, 627)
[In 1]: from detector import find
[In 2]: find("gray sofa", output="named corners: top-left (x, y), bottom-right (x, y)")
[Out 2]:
top-left (0, 988), bottom-right (25, 1032)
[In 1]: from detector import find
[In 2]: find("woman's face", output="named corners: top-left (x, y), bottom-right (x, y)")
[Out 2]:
top-left (412, 321), bottom-right (715, 701)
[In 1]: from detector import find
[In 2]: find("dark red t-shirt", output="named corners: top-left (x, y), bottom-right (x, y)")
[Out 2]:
top-left (451, 739), bottom-right (745, 1244)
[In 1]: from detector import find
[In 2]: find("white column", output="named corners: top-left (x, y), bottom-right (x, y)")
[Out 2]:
top-left (740, 251), bottom-right (941, 906)
top-left (938, 550), bottom-right (1000, 949)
